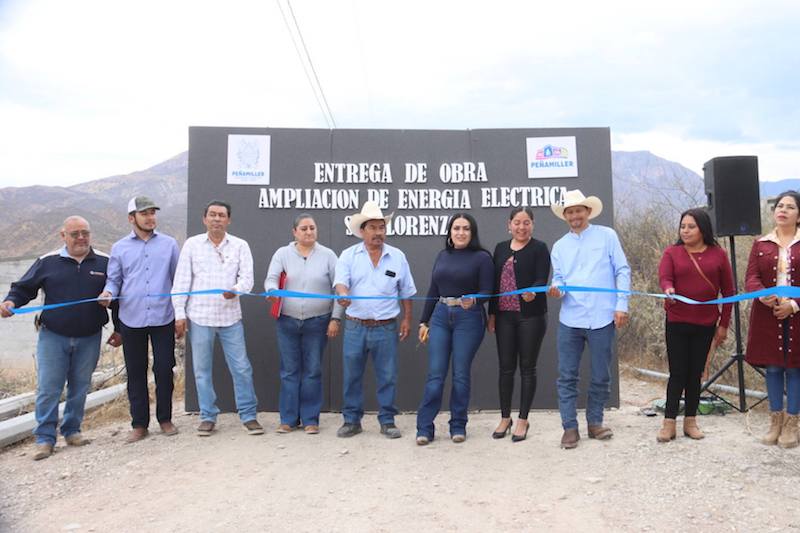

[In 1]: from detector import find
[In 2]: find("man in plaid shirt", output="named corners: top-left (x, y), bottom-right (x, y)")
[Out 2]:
top-left (172, 200), bottom-right (263, 436)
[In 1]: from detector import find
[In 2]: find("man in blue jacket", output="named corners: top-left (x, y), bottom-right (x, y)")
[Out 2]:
top-left (1, 216), bottom-right (120, 460)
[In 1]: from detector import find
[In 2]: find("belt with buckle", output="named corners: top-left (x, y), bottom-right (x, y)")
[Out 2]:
top-left (345, 315), bottom-right (396, 327)
top-left (438, 297), bottom-right (463, 306)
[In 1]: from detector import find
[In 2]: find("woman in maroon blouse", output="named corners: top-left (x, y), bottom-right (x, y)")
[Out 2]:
top-left (745, 191), bottom-right (800, 448)
top-left (657, 208), bottom-right (733, 442)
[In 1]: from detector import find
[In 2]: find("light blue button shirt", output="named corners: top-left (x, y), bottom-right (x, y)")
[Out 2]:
top-left (104, 231), bottom-right (180, 328)
top-left (334, 242), bottom-right (416, 320)
top-left (551, 224), bottom-right (631, 329)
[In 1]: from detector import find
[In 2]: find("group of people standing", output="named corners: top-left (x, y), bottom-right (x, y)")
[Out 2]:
top-left (2, 189), bottom-right (629, 458)
top-left (4, 187), bottom-right (797, 461)
top-left (2, 197), bottom-right (267, 460)
top-left (277, 189), bottom-right (631, 449)
top-left (654, 190), bottom-right (800, 448)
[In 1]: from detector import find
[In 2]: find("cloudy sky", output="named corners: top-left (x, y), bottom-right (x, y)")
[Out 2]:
top-left (1, 0), bottom-right (798, 188)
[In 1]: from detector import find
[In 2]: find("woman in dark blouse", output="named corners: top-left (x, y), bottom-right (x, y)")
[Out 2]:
top-left (488, 207), bottom-right (551, 442)
top-left (416, 213), bottom-right (494, 445)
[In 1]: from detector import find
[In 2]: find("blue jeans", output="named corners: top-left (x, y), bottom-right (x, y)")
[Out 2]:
top-left (556, 322), bottom-right (615, 430)
top-left (765, 366), bottom-right (800, 415)
top-left (34, 328), bottom-right (102, 445)
top-left (342, 319), bottom-right (398, 425)
top-left (276, 313), bottom-right (330, 426)
top-left (189, 320), bottom-right (258, 423)
top-left (416, 304), bottom-right (485, 439)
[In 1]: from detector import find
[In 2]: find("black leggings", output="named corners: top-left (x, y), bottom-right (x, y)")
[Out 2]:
top-left (495, 312), bottom-right (547, 419)
top-left (664, 321), bottom-right (715, 419)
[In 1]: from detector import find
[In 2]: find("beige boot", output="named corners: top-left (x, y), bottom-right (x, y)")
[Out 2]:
top-left (656, 419), bottom-right (676, 442)
top-left (683, 416), bottom-right (705, 440)
top-left (777, 414), bottom-right (799, 449)
top-left (656, 418), bottom-right (675, 442)
top-left (762, 411), bottom-right (784, 445)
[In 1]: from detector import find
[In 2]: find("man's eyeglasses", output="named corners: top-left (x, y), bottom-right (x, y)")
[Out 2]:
top-left (66, 230), bottom-right (91, 239)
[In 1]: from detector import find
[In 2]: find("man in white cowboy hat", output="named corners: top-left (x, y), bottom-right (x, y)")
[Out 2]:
top-left (547, 189), bottom-right (631, 449)
top-left (334, 201), bottom-right (417, 438)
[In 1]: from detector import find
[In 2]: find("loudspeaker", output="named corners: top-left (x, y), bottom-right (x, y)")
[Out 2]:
top-left (704, 156), bottom-right (761, 236)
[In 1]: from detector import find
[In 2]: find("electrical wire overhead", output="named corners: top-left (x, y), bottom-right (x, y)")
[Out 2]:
top-left (276, 0), bottom-right (337, 129)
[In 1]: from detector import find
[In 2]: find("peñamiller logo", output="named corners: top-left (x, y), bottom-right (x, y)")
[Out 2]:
top-left (227, 134), bottom-right (271, 185)
top-left (526, 136), bottom-right (578, 179)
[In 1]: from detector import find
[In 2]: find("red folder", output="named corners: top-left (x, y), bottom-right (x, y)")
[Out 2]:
top-left (270, 272), bottom-right (286, 319)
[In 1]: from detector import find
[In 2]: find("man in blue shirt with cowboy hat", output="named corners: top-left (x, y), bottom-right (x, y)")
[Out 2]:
top-left (334, 201), bottom-right (416, 439)
top-left (548, 189), bottom-right (631, 449)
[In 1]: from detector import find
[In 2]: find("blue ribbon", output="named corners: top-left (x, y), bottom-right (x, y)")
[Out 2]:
top-left (9, 284), bottom-right (791, 315)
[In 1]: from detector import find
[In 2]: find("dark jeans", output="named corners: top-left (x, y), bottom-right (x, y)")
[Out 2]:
top-left (276, 313), bottom-right (330, 426)
top-left (120, 321), bottom-right (176, 428)
top-left (416, 304), bottom-right (485, 439)
top-left (664, 321), bottom-right (715, 419)
top-left (557, 322), bottom-right (616, 429)
top-left (495, 312), bottom-right (546, 419)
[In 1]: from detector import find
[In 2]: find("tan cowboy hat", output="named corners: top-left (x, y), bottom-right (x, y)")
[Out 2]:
top-left (551, 189), bottom-right (603, 220)
top-left (346, 201), bottom-right (394, 238)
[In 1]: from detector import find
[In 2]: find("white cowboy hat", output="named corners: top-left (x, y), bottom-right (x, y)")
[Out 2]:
top-left (346, 201), bottom-right (394, 238)
top-left (551, 189), bottom-right (603, 220)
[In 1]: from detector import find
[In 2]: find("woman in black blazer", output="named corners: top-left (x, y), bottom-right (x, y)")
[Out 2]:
top-left (488, 207), bottom-right (551, 442)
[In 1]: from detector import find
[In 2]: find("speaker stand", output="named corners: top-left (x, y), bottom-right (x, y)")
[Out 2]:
top-left (700, 235), bottom-right (766, 412)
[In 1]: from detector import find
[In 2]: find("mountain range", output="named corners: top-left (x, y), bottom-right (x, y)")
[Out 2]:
top-left (0, 153), bottom-right (187, 259)
top-left (0, 150), bottom-right (794, 259)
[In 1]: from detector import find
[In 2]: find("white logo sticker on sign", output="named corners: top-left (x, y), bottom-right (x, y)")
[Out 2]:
top-left (227, 134), bottom-right (271, 185)
top-left (526, 136), bottom-right (578, 179)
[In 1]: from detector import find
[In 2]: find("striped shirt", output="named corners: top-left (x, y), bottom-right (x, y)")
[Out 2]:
top-left (172, 232), bottom-right (254, 327)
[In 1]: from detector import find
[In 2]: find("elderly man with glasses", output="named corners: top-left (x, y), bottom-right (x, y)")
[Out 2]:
top-left (1, 216), bottom-right (121, 460)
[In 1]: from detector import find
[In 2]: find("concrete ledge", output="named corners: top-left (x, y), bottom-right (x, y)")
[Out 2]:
top-left (0, 383), bottom-right (126, 448)
top-left (0, 368), bottom-right (123, 421)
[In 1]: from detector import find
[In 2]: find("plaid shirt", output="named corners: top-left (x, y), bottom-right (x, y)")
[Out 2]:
top-left (172, 232), bottom-right (254, 327)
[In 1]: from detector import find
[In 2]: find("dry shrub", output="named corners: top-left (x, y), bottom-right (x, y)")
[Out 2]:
top-left (615, 206), bottom-right (674, 371)
top-left (0, 367), bottom-right (36, 398)
top-left (615, 201), bottom-right (773, 395)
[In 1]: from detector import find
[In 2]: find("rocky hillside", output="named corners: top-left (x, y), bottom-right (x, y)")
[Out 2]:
top-left (611, 150), bottom-right (704, 219)
top-left (0, 153), bottom-right (187, 259)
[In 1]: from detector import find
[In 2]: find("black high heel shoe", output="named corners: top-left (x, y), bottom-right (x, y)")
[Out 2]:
top-left (511, 420), bottom-right (529, 442)
top-left (492, 418), bottom-right (513, 439)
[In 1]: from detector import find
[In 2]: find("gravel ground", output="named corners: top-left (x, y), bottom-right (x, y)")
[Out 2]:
top-left (1, 374), bottom-right (799, 533)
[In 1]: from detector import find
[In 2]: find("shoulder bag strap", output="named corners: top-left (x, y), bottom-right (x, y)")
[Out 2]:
top-left (684, 246), bottom-right (717, 294)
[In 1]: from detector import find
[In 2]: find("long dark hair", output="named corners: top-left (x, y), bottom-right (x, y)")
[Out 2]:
top-left (773, 190), bottom-right (800, 227)
top-left (675, 208), bottom-right (718, 247)
top-left (444, 213), bottom-right (488, 253)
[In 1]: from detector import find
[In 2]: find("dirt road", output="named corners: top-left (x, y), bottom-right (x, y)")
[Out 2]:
top-left (1, 375), bottom-right (798, 532)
